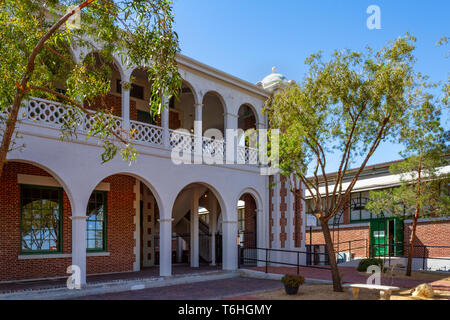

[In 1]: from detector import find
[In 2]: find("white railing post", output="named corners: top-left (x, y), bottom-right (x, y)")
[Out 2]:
top-left (194, 103), bottom-right (203, 164)
top-left (161, 99), bottom-right (170, 149)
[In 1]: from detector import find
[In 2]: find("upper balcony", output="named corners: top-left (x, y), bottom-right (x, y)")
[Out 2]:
top-left (4, 52), bottom-right (270, 168)
top-left (18, 95), bottom-right (263, 166)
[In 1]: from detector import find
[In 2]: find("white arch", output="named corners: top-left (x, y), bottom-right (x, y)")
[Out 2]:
top-left (84, 170), bottom-right (165, 220)
top-left (202, 90), bottom-right (228, 115)
top-left (6, 159), bottom-right (76, 211)
top-left (237, 103), bottom-right (260, 128)
top-left (235, 187), bottom-right (263, 214)
top-left (169, 181), bottom-right (228, 221)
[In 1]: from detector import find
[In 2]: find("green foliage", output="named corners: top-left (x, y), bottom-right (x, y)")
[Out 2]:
top-left (357, 258), bottom-right (383, 272)
top-left (0, 0), bottom-right (181, 164)
top-left (265, 34), bottom-right (445, 222)
top-left (281, 274), bottom-right (305, 287)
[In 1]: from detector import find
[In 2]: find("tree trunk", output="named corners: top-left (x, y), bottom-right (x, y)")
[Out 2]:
top-left (406, 159), bottom-right (422, 277)
top-left (0, 92), bottom-right (24, 177)
top-left (320, 218), bottom-right (343, 292)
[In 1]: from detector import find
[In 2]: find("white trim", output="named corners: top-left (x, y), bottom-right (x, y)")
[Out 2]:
top-left (176, 54), bottom-right (269, 98)
top-left (404, 217), bottom-right (450, 224)
top-left (17, 174), bottom-right (110, 191)
top-left (308, 222), bottom-right (370, 231)
top-left (18, 252), bottom-right (110, 260)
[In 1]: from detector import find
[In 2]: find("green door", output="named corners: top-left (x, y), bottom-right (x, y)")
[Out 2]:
top-left (370, 218), bottom-right (387, 256)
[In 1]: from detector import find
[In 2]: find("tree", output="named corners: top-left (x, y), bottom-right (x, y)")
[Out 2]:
top-left (265, 34), bottom-right (438, 292)
top-left (366, 107), bottom-right (448, 276)
top-left (0, 0), bottom-right (181, 177)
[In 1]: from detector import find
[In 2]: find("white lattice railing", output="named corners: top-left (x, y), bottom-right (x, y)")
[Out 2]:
top-left (202, 136), bottom-right (225, 160)
top-left (130, 120), bottom-right (163, 146)
top-left (23, 97), bottom-right (260, 165)
top-left (248, 147), bottom-right (258, 164)
top-left (169, 129), bottom-right (194, 152)
top-left (237, 145), bottom-right (258, 164)
top-left (25, 97), bottom-right (123, 135)
top-left (26, 97), bottom-right (71, 127)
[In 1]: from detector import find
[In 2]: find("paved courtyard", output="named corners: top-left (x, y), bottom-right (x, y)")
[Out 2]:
top-left (0, 264), bottom-right (220, 294)
top-left (72, 277), bottom-right (283, 300)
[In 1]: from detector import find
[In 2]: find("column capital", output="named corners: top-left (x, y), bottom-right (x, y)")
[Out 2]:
top-left (70, 216), bottom-right (88, 220)
top-left (194, 103), bottom-right (204, 108)
top-left (223, 112), bottom-right (238, 118)
top-left (158, 218), bottom-right (174, 223)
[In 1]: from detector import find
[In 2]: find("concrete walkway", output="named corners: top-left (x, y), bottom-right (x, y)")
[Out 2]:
top-left (0, 265), bottom-right (225, 300)
top-left (72, 277), bottom-right (283, 300)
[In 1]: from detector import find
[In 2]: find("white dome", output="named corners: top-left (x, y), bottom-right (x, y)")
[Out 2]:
top-left (258, 67), bottom-right (291, 93)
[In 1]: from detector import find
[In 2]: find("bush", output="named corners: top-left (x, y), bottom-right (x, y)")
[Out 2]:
top-left (357, 258), bottom-right (383, 272)
top-left (281, 274), bottom-right (305, 287)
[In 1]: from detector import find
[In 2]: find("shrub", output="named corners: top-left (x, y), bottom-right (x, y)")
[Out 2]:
top-left (357, 258), bottom-right (383, 272)
top-left (281, 274), bottom-right (305, 287)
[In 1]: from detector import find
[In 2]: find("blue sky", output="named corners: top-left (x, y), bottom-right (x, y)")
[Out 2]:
top-left (173, 0), bottom-right (449, 173)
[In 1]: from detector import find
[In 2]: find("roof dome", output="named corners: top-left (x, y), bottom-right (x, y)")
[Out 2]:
top-left (257, 67), bottom-right (292, 93)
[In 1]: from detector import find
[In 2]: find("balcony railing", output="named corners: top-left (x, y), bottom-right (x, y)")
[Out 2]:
top-left (18, 97), bottom-right (260, 165)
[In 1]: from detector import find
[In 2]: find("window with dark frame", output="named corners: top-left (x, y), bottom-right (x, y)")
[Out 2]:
top-left (86, 191), bottom-right (107, 251)
top-left (20, 185), bottom-right (62, 253)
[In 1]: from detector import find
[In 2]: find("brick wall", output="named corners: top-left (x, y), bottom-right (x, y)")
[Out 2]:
top-left (306, 225), bottom-right (370, 258)
top-left (269, 176), bottom-right (274, 248)
top-left (404, 219), bottom-right (450, 258)
top-left (279, 176), bottom-right (287, 248)
top-left (88, 93), bottom-right (137, 120)
top-left (241, 194), bottom-right (257, 248)
top-left (0, 162), bottom-right (136, 282)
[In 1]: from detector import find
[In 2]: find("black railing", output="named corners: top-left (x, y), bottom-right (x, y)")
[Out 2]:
top-left (370, 242), bottom-right (450, 271)
top-left (241, 247), bottom-right (332, 274)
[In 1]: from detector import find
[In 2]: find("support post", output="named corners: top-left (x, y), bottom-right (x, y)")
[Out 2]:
top-left (224, 113), bottom-right (238, 164)
top-left (121, 84), bottom-right (130, 132)
top-left (209, 194), bottom-right (217, 266)
top-left (190, 188), bottom-right (199, 268)
top-left (176, 236), bottom-right (183, 263)
top-left (194, 104), bottom-right (203, 164)
top-left (222, 220), bottom-right (238, 271)
top-left (71, 213), bottom-right (87, 286)
top-left (159, 218), bottom-right (173, 277)
top-left (161, 98), bottom-right (170, 148)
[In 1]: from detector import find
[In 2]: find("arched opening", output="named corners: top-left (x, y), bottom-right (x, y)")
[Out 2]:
top-left (202, 92), bottom-right (225, 138)
top-left (237, 104), bottom-right (257, 147)
top-left (85, 173), bottom-right (162, 275)
top-left (237, 193), bottom-right (258, 266)
top-left (82, 52), bottom-right (123, 117)
top-left (0, 161), bottom-right (74, 281)
top-left (170, 81), bottom-right (196, 132)
top-left (172, 183), bottom-right (223, 270)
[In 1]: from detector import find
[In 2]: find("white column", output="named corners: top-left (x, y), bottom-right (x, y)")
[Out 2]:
top-left (71, 210), bottom-right (87, 286)
top-left (222, 220), bottom-right (238, 271)
top-left (121, 84), bottom-right (130, 132)
top-left (257, 122), bottom-right (267, 166)
top-left (176, 236), bottom-right (183, 263)
top-left (224, 113), bottom-right (238, 164)
top-left (209, 195), bottom-right (217, 266)
top-left (190, 188), bottom-right (199, 267)
top-left (256, 208), bottom-right (266, 267)
top-left (159, 218), bottom-right (173, 277)
top-left (161, 100), bottom-right (170, 148)
top-left (194, 104), bottom-right (203, 164)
